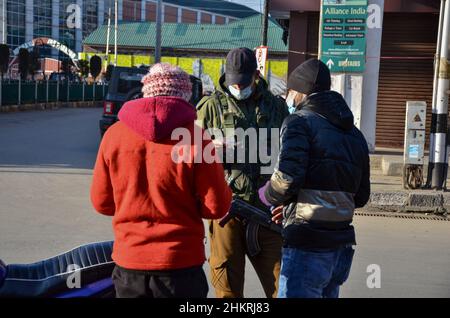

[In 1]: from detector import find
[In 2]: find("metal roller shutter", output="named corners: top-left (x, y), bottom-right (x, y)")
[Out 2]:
top-left (307, 12), bottom-right (320, 60)
top-left (376, 13), bottom-right (439, 148)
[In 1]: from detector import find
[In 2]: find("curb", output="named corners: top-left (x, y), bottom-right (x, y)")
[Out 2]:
top-left (368, 191), bottom-right (450, 214)
top-left (0, 101), bottom-right (103, 113)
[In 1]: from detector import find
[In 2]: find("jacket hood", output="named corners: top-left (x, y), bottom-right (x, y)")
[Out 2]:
top-left (218, 74), bottom-right (268, 100)
top-left (300, 91), bottom-right (354, 131)
top-left (118, 96), bottom-right (197, 142)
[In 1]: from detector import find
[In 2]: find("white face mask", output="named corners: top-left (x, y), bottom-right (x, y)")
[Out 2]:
top-left (228, 85), bottom-right (253, 100)
top-left (286, 91), bottom-right (299, 114)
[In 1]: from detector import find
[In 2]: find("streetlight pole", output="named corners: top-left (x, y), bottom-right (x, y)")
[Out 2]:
top-left (426, 0), bottom-right (446, 188)
top-left (105, 7), bottom-right (111, 70)
top-left (318, 0), bottom-right (324, 59)
top-left (431, 0), bottom-right (450, 190)
top-left (262, 0), bottom-right (269, 46)
top-left (2, 0), bottom-right (5, 44)
top-left (155, 0), bottom-right (162, 63)
top-left (114, 0), bottom-right (118, 66)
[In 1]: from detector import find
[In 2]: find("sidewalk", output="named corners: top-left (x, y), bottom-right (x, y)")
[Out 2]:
top-left (368, 149), bottom-right (450, 215)
top-left (0, 101), bottom-right (103, 113)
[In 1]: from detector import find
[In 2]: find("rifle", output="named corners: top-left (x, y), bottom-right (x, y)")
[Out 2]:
top-left (219, 199), bottom-right (282, 257)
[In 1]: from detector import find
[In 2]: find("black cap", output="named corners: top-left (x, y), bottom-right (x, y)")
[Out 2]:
top-left (287, 59), bottom-right (331, 95)
top-left (225, 48), bottom-right (258, 87)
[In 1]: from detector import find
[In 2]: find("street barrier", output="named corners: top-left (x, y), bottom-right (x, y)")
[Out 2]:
top-left (0, 80), bottom-right (108, 107)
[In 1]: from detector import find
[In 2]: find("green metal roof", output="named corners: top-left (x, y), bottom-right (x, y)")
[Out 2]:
top-left (83, 14), bottom-right (288, 53)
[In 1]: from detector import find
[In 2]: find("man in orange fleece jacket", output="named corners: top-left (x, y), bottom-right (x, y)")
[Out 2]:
top-left (91, 63), bottom-right (232, 298)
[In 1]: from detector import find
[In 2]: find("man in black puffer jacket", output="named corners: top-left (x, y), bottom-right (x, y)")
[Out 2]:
top-left (258, 59), bottom-right (370, 298)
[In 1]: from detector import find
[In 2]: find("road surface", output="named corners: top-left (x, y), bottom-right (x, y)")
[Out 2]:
top-left (0, 108), bottom-right (449, 298)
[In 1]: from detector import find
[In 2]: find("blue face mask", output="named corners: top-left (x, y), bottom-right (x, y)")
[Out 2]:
top-left (286, 98), bottom-right (296, 114)
top-left (228, 85), bottom-right (253, 100)
top-left (286, 91), bottom-right (298, 114)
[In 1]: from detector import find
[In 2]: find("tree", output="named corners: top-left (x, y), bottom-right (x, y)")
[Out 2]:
top-left (104, 64), bottom-right (114, 82)
top-left (28, 49), bottom-right (40, 80)
top-left (0, 44), bottom-right (10, 81)
top-left (89, 55), bottom-right (102, 81)
top-left (61, 58), bottom-right (73, 75)
top-left (18, 48), bottom-right (30, 81)
top-left (78, 59), bottom-right (90, 79)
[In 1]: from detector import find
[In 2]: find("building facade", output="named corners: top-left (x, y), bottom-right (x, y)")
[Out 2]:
top-left (270, 0), bottom-right (441, 150)
top-left (118, 0), bottom-right (250, 24)
top-left (0, 0), bottom-right (257, 57)
top-left (82, 13), bottom-right (289, 95)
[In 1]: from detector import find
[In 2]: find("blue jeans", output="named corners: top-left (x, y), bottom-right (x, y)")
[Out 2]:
top-left (277, 245), bottom-right (355, 298)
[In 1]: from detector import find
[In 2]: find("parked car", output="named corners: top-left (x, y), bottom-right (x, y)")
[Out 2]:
top-left (99, 66), bottom-right (203, 136)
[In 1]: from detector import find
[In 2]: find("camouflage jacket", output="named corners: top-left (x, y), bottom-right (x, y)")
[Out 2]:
top-left (196, 74), bottom-right (288, 205)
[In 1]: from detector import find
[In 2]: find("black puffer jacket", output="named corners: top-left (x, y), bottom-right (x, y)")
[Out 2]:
top-left (265, 90), bottom-right (370, 249)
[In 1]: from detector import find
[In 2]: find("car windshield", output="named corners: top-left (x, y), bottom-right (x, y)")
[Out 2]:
top-left (117, 72), bottom-right (144, 94)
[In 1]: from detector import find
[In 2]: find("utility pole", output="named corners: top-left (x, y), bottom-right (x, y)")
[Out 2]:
top-left (114, 0), bottom-right (118, 66)
top-left (105, 7), bottom-right (111, 70)
top-left (426, 0), bottom-right (445, 188)
top-left (155, 0), bottom-right (162, 63)
top-left (262, 0), bottom-right (269, 46)
top-left (2, 0), bottom-right (5, 44)
top-left (430, 0), bottom-right (450, 190)
top-left (318, 0), bottom-right (324, 58)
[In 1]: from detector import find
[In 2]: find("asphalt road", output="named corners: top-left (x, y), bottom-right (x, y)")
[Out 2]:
top-left (0, 108), bottom-right (449, 298)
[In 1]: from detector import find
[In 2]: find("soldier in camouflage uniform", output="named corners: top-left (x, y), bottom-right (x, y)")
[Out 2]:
top-left (196, 48), bottom-right (289, 298)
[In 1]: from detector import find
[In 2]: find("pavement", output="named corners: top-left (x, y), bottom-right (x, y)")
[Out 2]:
top-left (0, 108), bottom-right (450, 298)
top-left (0, 101), bottom-right (102, 113)
top-left (369, 150), bottom-right (450, 215)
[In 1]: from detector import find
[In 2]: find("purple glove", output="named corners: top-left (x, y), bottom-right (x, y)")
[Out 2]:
top-left (258, 181), bottom-right (271, 207)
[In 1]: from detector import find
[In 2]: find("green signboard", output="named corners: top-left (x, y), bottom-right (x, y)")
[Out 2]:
top-left (320, 0), bottom-right (368, 73)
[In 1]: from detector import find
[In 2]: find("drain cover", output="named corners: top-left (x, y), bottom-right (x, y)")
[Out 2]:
top-left (355, 211), bottom-right (450, 222)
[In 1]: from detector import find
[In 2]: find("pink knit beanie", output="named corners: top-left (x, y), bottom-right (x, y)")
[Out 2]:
top-left (141, 63), bottom-right (192, 102)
